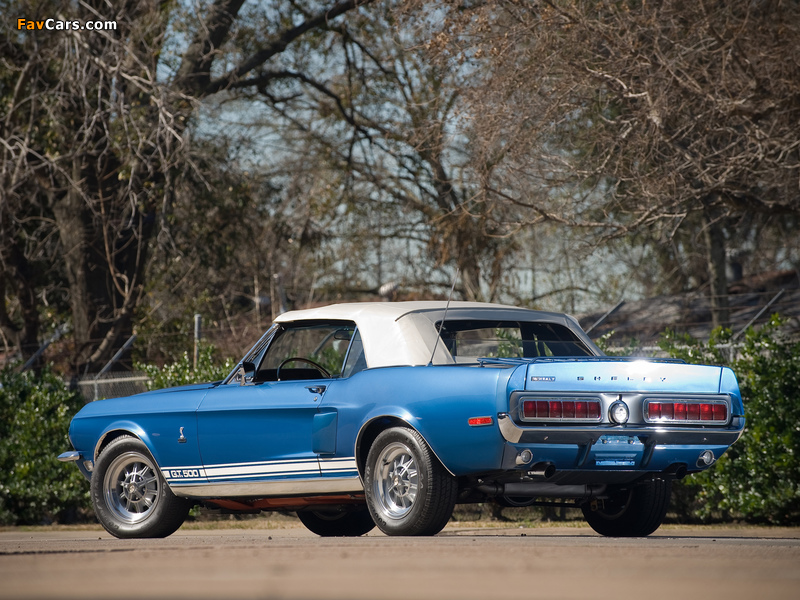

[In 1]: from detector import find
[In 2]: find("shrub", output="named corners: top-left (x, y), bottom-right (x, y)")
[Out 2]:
top-left (661, 316), bottom-right (800, 524)
top-left (0, 367), bottom-right (91, 525)
top-left (136, 345), bottom-right (235, 390)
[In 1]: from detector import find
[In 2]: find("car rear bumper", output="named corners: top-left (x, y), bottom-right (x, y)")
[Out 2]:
top-left (497, 412), bottom-right (745, 447)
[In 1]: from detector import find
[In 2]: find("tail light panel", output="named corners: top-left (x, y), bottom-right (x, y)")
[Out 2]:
top-left (644, 399), bottom-right (729, 424)
top-left (521, 397), bottom-right (602, 423)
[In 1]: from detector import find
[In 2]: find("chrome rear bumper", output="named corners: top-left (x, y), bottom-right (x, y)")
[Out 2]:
top-left (497, 412), bottom-right (745, 446)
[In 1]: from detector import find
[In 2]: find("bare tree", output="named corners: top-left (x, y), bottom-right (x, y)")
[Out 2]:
top-left (0, 0), bottom-right (373, 372)
top-left (243, 1), bottom-right (524, 301)
top-left (426, 0), bottom-right (800, 324)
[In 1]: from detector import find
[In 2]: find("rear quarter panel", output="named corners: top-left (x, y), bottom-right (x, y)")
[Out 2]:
top-left (324, 364), bottom-right (522, 475)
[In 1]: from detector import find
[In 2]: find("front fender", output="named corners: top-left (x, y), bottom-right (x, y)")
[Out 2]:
top-left (94, 421), bottom-right (155, 462)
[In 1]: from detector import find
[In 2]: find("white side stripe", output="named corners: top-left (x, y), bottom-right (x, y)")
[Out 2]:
top-left (162, 457), bottom-right (359, 482)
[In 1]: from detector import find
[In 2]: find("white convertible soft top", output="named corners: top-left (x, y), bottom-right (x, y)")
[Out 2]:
top-left (274, 301), bottom-right (593, 368)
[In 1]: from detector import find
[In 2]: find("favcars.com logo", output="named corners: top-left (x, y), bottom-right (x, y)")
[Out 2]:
top-left (17, 18), bottom-right (118, 31)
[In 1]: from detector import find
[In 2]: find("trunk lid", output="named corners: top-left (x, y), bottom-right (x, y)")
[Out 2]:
top-left (525, 358), bottom-right (723, 394)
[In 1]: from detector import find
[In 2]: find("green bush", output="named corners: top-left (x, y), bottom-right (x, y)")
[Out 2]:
top-left (0, 367), bottom-right (91, 525)
top-left (136, 345), bottom-right (235, 390)
top-left (661, 316), bottom-right (800, 524)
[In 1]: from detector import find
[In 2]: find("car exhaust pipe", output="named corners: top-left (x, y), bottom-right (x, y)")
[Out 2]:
top-left (528, 462), bottom-right (556, 479)
top-left (665, 463), bottom-right (688, 480)
top-left (477, 482), bottom-right (606, 500)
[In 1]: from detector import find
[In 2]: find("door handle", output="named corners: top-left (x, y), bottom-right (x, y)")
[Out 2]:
top-left (306, 385), bottom-right (327, 394)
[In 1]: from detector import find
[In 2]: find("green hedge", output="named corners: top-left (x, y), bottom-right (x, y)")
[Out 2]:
top-left (135, 345), bottom-right (235, 390)
top-left (662, 316), bottom-right (800, 524)
top-left (0, 347), bottom-right (234, 525)
top-left (2, 326), bottom-right (798, 525)
top-left (0, 367), bottom-right (90, 525)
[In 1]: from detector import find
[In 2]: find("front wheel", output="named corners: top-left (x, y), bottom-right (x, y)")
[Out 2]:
top-left (297, 507), bottom-right (375, 537)
top-left (581, 478), bottom-right (672, 537)
top-left (90, 436), bottom-right (192, 538)
top-left (364, 427), bottom-right (458, 536)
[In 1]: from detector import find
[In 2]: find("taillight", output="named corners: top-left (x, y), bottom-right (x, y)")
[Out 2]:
top-left (522, 398), bottom-right (602, 422)
top-left (645, 400), bottom-right (728, 424)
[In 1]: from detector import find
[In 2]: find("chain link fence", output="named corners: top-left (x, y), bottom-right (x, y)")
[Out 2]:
top-left (76, 371), bottom-right (151, 402)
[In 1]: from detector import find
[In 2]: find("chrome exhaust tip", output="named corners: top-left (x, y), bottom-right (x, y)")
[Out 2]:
top-left (528, 462), bottom-right (556, 479)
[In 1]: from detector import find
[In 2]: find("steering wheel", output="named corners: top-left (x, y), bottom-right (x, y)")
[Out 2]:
top-left (276, 357), bottom-right (331, 381)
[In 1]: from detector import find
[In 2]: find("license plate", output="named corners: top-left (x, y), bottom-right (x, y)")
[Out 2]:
top-left (597, 435), bottom-right (643, 446)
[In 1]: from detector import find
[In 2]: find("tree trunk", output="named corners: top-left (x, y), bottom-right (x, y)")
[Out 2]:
top-left (0, 248), bottom-right (40, 359)
top-left (702, 197), bottom-right (729, 329)
top-left (49, 156), bottom-right (151, 373)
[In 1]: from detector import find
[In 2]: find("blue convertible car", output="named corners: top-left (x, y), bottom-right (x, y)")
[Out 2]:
top-left (59, 302), bottom-right (744, 538)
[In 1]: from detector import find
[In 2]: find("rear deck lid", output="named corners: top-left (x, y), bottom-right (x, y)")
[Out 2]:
top-left (525, 358), bottom-right (723, 394)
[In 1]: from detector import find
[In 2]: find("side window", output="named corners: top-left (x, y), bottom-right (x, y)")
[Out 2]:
top-left (257, 322), bottom-right (356, 381)
top-left (342, 329), bottom-right (367, 378)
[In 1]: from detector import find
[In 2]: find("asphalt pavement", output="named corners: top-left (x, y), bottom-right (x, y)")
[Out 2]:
top-left (1, 521), bottom-right (799, 600)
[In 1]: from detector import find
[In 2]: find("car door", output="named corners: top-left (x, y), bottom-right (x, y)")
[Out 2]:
top-left (195, 320), bottom-right (355, 496)
top-left (196, 381), bottom-right (325, 493)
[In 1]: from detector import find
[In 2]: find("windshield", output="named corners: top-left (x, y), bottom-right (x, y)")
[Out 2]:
top-left (254, 320), bottom-right (360, 381)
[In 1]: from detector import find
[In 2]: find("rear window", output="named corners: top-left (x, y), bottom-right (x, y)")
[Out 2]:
top-left (437, 320), bottom-right (593, 361)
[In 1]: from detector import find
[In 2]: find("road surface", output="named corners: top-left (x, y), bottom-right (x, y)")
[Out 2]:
top-left (1, 521), bottom-right (799, 599)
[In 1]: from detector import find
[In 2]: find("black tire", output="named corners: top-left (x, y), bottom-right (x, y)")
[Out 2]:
top-left (581, 478), bottom-right (672, 537)
top-left (364, 427), bottom-right (458, 536)
top-left (496, 495), bottom-right (538, 508)
top-left (91, 435), bottom-right (192, 539)
top-left (297, 507), bottom-right (376, 537)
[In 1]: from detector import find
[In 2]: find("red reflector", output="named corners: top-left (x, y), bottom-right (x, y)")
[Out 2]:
top-left (536, 400), bottom-right (549, 417)
top-left (468, 416), bottom-right (493, 427)
top-left (522, 401), bottom-right (535, 418)
top-left (589, 402), bottom-right (601, 418)
top-left (549, 401), bottom-right (562, 418)
top-left (575, 401), bottom-right (588, 419)
top-left (647, 400), bottom-right (727, 422)
top-left (521, 398), bottom-right (601, 420)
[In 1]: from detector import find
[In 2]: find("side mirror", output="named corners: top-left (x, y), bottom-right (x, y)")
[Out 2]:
top-left (238, 361), bottom-right (256, 385)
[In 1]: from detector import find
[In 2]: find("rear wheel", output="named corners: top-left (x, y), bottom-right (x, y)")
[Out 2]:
top-left (297, 507), bottom-right (375, 537)
top-left (91, 436), bottom-right (192, 539)
top-left (581, 479), bottom-right (672, 537)
top-left (364, 427), bottom-right (458, 536)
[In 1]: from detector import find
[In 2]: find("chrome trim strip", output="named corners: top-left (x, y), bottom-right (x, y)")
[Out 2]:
top-left (169, 476), bottom-right (363, 499)
top-left (58, 450), bottom-right (93, 481)
top-left (319, 457), bottom-right (358, 474)
top-left (497, 412), bottom-right (745, 446)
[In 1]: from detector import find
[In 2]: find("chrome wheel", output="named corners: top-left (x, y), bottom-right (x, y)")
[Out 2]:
top-left (92, 436), bottom-right (191, 538)
top-left (372, 441), bottom-right (419, 519)
top-left (103, 451), bottom-right (161, 524)
top-left (364, 427), bottom-right (458, 536)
